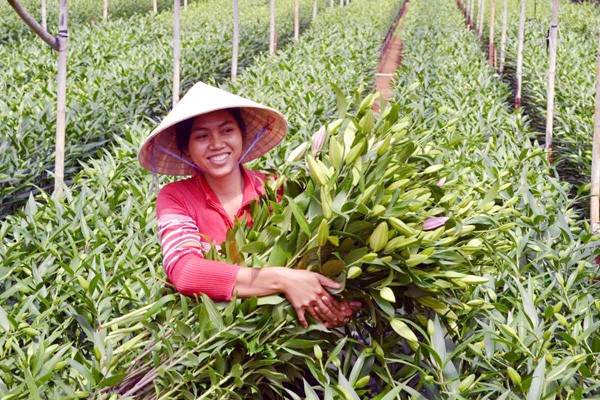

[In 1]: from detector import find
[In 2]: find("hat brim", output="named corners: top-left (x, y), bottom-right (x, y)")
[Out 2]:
top-left (138, 82), bottom-right (288, 176)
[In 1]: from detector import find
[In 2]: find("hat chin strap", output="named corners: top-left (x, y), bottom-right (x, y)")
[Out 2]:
top-left (151, 117), bottom-right (275, 175)
top-left (235, 117), bottom-right (275, 166)
top-left (151, 140), bottom-right (205, 174)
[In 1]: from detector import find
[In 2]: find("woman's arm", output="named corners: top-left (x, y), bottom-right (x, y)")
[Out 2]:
top-left (234, 267), bottom-right (356, 328)
top-left (168, 256), bottom-right (356, 327)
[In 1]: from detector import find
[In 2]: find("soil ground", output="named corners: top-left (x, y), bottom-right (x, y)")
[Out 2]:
top-left (373, 1), bottom-right (409, 113)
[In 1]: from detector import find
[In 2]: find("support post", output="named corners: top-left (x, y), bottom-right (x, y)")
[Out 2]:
top-left (103, 0), bottom-right (108, 20)
top-left (466, 0), bottom-right (471, 26)
top-left (269, 0), bottom-right (276, 54)
top-left (41, 0), bottom-right (46, 30)
top-left (499, 0), bottom-right (508, 73)
top-left (515, 0), bottom-right (526, 108)
top-left (489, 0), bottom-right (496, 67)
top-left (544, 0), bottom-right (559, 150)
top-left (469, 0), bottom-right (475, 29)
top-left (232, 0), bottom-right (239, 82)
top-left (55, 0), bottom-right (68, 196)
top-left (294, 0), bottom-right (299, 43)
top-left (173, 0), bottom-right (181, 106)
top-left (477, 0), bottom-right (484, 39)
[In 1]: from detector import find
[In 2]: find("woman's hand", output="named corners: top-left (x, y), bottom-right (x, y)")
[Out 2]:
top-left (233, 266), bottom-right (360, 328)
top-left (278, 269), bottom-right (356, 328)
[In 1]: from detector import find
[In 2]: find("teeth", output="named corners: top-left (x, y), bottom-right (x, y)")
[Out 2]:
top-left (210, 154), bottom-right (228, 162)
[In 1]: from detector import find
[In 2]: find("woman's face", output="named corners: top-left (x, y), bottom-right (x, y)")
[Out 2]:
top-left (185, 110), bottom-right (244, 179)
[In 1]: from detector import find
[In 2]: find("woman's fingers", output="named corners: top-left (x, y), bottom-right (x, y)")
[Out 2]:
top-left (316, 274), bottom-right (341, 290)
top-left (309, 305), bottom-right (328, 325)
top-left (320, 294), bottom-right (350, 323)
top-left (295, 306), bottom-right (309, 328)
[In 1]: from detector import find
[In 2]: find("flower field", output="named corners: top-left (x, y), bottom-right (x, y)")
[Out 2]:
top-left (1, 0), bottom-right (600, 398)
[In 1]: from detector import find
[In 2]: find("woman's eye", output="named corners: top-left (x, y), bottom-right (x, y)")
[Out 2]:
top-left (194, 134), bottom-right (208, 140)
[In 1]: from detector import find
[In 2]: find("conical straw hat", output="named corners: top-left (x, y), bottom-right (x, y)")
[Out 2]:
top-left (138, 82), bottom-right (288, 176)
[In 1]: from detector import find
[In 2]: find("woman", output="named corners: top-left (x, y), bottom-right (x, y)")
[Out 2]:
top-left (139, 82), bottom-right (358, 328)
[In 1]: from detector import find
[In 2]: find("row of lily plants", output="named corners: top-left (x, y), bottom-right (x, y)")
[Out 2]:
top-left (475, 0), bottom-right (600, 192)
top-left (0, 0), bottom-right (316, 215)
top-left (0, 0), bottom-right (405, 398)
top-left (378, 0), bottom-right (600, 397)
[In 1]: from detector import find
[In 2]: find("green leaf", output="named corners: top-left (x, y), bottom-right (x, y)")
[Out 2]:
top-left (0, 306), bottom-right (10, 331)
top-left (201, 294), bottom-right (224, 330)
top-left (390, 318), bottom-right (418, 342)
top-left (256, 295), bottom-right (285, 306)
top-left (303, 379), bottom-right (320, 400)
top-left (526, 358), bottom-right (546, 400)
top-left (98, 373), bottom-right (128, 388)
top-left (286, 197), bottom-right (311, 236)
top-left (337, 370), bottom-right (360, 400)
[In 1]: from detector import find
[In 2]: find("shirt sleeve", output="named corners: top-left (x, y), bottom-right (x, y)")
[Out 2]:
top-left (156, 187), bottom-right (241, 301)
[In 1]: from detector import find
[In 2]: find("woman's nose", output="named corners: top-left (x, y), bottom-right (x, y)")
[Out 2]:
top-left (209, 133), bottom-right (224, 148)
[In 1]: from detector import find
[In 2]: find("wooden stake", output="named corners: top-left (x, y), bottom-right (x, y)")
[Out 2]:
top-left (330, 0), bottom-right (333, 7)
top-left (55, 0), bottom-right (68, 196)
top-left (153, 0), bottom-right (157, 14)
top-left (173, 0), bottom-right (181, 106)
top-left (466, 0), bottom-right (472, 26)
top-left (591, 31), bottom-right (600, 232)
top-left (269, 0), bottom-right (276, 55)
top-left (515, 0), bottom-right (526, 108)
top-left (339, 0), bottom-right (343, 6)
top-left (41, 0), bottom-right (46, 30)
top-left (477, 0), bottom-right (484, 39)
top-left (232, 0), bottom-right (239, 82)
top-left (294, 0), bottom-right (299, 43)
top-left (489, 0), bottom-right (496, 67)
top-left (469, 0), bottom-right (475, 29)
top-left (184, 0), bottom-right (187, 10)
top-left (103, 0), bottom-right (108, 20)
top-left (545, 0), bottom-right (558, 150)
top-left (499, 0), bottom-right (508, 74)
top-left (313, 0), bottom-right (317, 21)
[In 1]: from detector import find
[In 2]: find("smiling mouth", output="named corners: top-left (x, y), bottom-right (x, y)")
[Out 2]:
top-left (208, 153), bottom-right (230, 164)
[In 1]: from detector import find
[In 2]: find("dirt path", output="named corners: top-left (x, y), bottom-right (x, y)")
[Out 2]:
top-left (373, 0), bottom-right (409, 113)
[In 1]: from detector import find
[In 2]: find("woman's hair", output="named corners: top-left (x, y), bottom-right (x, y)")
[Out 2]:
top-left (175, 108), bottom-right (247, 154)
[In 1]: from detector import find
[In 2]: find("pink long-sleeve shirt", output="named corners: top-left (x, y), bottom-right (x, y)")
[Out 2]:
top-left (156, 167), bottom-right (266, 301)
